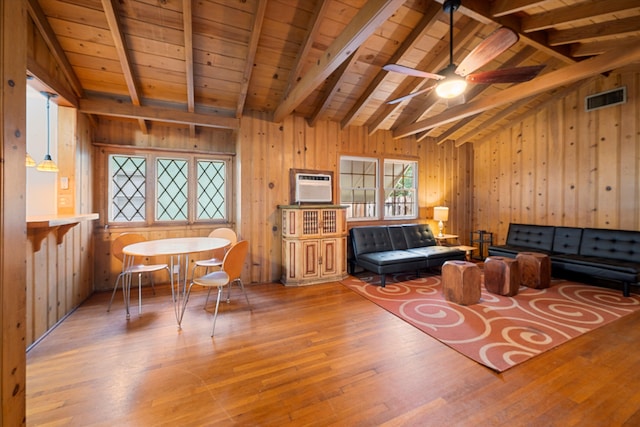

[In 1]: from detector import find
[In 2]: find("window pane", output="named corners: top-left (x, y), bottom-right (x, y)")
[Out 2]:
top-left (340, 157), bottom-right (378, 220)
top-left (197, 160), bottom-right (227, 220)
top-left (156, 158), bottom-right (188, 221)
top-left (109, 155), bottom-right (146, 222)
top-left (383, 160), bottom-right (417, 219)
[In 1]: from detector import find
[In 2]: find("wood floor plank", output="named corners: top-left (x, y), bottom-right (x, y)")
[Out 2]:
top-left (26, 280), bottom-right (640, 426)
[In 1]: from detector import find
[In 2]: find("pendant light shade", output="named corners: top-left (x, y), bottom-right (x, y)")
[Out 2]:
top-left (36, 92), bottom-right (59, 172)
top-left (26, 152), bottom-right (36, 167)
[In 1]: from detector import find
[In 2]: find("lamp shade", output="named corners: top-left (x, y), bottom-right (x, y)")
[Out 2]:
top-left (433, 206), bottom-right (449, 222)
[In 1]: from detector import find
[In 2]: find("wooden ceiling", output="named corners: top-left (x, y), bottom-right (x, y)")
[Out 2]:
top-left (28, 0), bottom-right (640, 145)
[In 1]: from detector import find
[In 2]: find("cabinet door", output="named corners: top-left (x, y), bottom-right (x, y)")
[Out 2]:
top-left (320, 238), bottom-right (337, 276)
top-left (301, 240), bottom-right (320, 280)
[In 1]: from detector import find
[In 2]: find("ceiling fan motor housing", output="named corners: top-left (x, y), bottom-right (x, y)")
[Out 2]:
top-left (443, 0), bottom-right (461, 14)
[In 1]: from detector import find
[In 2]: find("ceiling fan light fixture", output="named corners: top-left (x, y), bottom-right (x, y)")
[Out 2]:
top-left (436, 76), bottom-right (467, 99)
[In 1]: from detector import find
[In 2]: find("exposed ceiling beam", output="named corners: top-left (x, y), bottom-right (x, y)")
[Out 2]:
top-left (283, 0), bottom-right (331, 101)
top-left (522, 0), bottom-right (640, 33)
top-left (548, 16), bottom-right (640, 46)
top-left (308, 49), bottom-right (359, 127)
top-left (340, 1), bottom-right (442, 129)
top-left (102, 0), bottom-right (147, 134)
top-left (273, 0), bottom-right (406, 122)
top-left (236, 0), bottom-right (267, 118)
top-left (79, 97), bottom-right (240, 130)
top-left (182, 0), bottom-right (196, 138)
top-left (393, 42), bottom-right (640, 139)
top-left (572, 37), bottom-right (639, 57)
top-left (491, 0), bottom-right (552, 17)
top-left (436, 0), bottom-right (576, 65)
top-left (456, 78), bottom-right (595, 147)
top-left (26, 0), bottom-right (83, 98)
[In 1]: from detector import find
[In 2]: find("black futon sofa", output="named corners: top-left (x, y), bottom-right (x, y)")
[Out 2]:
top-left (350, 224), bottom-right (465, 287)
top-left (488, 223), bottom-right (640, 296)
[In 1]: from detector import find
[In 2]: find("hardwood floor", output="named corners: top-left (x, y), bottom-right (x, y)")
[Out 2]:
top-left (26, 279), bottom-right (640, 426)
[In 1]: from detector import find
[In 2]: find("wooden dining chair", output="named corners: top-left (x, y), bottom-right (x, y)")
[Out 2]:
top-left (186, 240), bottom-right (251, 336)
top-left (192, 227), bottom-right (237, 278)
top-left (107, 233), bottom-right (170, 318)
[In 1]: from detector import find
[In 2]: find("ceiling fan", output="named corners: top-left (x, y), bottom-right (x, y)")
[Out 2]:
top-left (383, 0), bottom-right (544, 104)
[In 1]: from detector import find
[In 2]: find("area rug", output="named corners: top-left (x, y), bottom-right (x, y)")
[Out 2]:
top-left (341, 273), bottom-right (640, 372)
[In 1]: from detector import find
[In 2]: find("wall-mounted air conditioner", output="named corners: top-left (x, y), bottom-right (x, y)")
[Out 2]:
top-left (295, 173), bottom-right (332, 203)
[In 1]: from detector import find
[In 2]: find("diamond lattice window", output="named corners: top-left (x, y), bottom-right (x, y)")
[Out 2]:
top-left (156, 158), bottom-right (188, 221)
top-left (197, 160), bottom-right (226, 220)
top-left (109, 155), bottom-right (146, 222)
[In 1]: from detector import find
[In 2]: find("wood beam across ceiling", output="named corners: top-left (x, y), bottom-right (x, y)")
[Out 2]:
top-left (521, 0), bottom-right (640, 33)
top-left (273, 0), bottom-right (406, 122)
top-left (78, 97), bottom-right (239, 130)
top-left (433, 0), bottom-right (576, 65)
top-left (102, 0), bottom-right (147, 134)
top-left (340, 1), bottom-right (442, 129)
top-left (26, 0), bottom-right (83, 98)
top-left (182, 0), bottom-right (196, 138)
top-left (236, 0), bottom-right (267, 119)
top-left (393, 42), bottom-right (640, 139)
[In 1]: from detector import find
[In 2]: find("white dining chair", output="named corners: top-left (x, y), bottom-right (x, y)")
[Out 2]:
top-left (107, 233), bottom-right (170, 318)
top-left (187, 240), bottom-right (251, 336)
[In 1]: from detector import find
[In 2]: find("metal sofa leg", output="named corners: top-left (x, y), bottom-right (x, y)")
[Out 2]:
top-left (380, 275), bottom-right (386, 287)
top-left (623, 282), bottom-right (630, 297)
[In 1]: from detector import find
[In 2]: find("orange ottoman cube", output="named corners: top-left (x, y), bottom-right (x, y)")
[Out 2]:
top-left (484, 256), bottom-right (520, 296)
top-left (442, 260), bottom-right (481, 305)
top-left (516, 251), bottom-right (551, 289)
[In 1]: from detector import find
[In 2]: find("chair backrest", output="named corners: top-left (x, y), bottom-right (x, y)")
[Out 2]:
top-left (112, 233), bottom-right (147, 263)
top-left (208, 227), bottom-right (238, 245)
top-left (221, 240), bottom-right (249, 281)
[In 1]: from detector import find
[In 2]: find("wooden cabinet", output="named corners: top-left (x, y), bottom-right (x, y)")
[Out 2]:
top-left (279, 205), bottom-right (347, 286)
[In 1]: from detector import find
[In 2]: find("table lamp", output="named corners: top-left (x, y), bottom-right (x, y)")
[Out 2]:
top-left (433, 206), bottom-right (449, 237)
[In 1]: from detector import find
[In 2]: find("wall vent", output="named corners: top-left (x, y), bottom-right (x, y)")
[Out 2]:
top-left (585, 86), bottom-right (626, 112)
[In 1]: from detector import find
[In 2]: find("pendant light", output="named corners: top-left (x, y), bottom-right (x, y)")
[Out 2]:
top-left (25, 152), bottom-right (36, 167)
top-left (36, 92), bottom-right (59, 172)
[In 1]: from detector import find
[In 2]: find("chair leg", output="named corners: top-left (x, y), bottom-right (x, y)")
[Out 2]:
top-left (123, 273), bottom-right (131, 320)
top-left (138, 273), bottom-right (143, 315)
top-left (107, 273), bottom-right (123, 312)
top-left (237, 279), bottom-right (251, 310)
top-left (211, 286), bottom-right (223, 337)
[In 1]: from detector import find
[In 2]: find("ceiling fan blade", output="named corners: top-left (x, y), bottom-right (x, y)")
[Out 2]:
top-left (465, 65), bottom-right (545, 84)
top-left (455, 27), bottom-right (519, 77)
top-left (386, 84), bottom-right (437, 105)
top-left (383, 64), bottom-right (444, 80)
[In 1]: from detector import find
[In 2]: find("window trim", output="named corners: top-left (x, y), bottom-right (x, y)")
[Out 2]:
top-left (382, 158), bottom-right (418, 221)
top-left (103, 145), bottom-right (234, 226)
top-left (339, 154), bottom-right (418, 222)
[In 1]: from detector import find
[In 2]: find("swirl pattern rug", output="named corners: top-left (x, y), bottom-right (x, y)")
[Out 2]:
top-left (341, 273), bottom-right (640, 372)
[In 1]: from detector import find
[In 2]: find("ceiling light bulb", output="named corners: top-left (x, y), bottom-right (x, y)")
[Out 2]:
top-left (435, 76), bottom-right (467, 99)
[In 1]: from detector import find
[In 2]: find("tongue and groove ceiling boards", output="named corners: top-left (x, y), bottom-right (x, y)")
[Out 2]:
top-left (28, 0), bottom-right (640, 145)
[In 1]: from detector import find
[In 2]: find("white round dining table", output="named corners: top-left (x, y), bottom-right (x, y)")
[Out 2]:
top-left (123, 237), bottom-right (230, 328)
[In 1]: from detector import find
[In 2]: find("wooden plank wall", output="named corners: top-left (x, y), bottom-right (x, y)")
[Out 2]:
top-left (472, 68), bottom-right (640, 244)
top-left (90, 112), bottom-right (472, 288)
top-left (25, 109), bottom-right (95, 348)
top-left (238, 111), bottom-right (473, 284)
top-left (1, 0), bottom-right (27, 424)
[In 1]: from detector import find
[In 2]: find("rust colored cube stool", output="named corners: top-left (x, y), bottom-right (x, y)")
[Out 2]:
top-left (516, 251), bottom-right (551, 289)
top-left (442, 260), bottom-right (481, 305)
top-left (484, 256), bottom-right (520, 296)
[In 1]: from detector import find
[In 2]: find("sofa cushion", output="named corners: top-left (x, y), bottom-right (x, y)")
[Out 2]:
top-left (505, 223), bottom-right (555, 252)
top-left (388, 225), bottom-right (408, 250)
top-left (552, 226), bottom-right (583, 255)
top-left (358, 250), bottom-right (425, 266)
top-left (552, 254), bottom-right (640, 282)
top-left (402, 224), bottom-right (437, 248)
top-left (579, 228), bottom-right (640, 261)
top-left (350, 226), bottom-right (394, 255)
